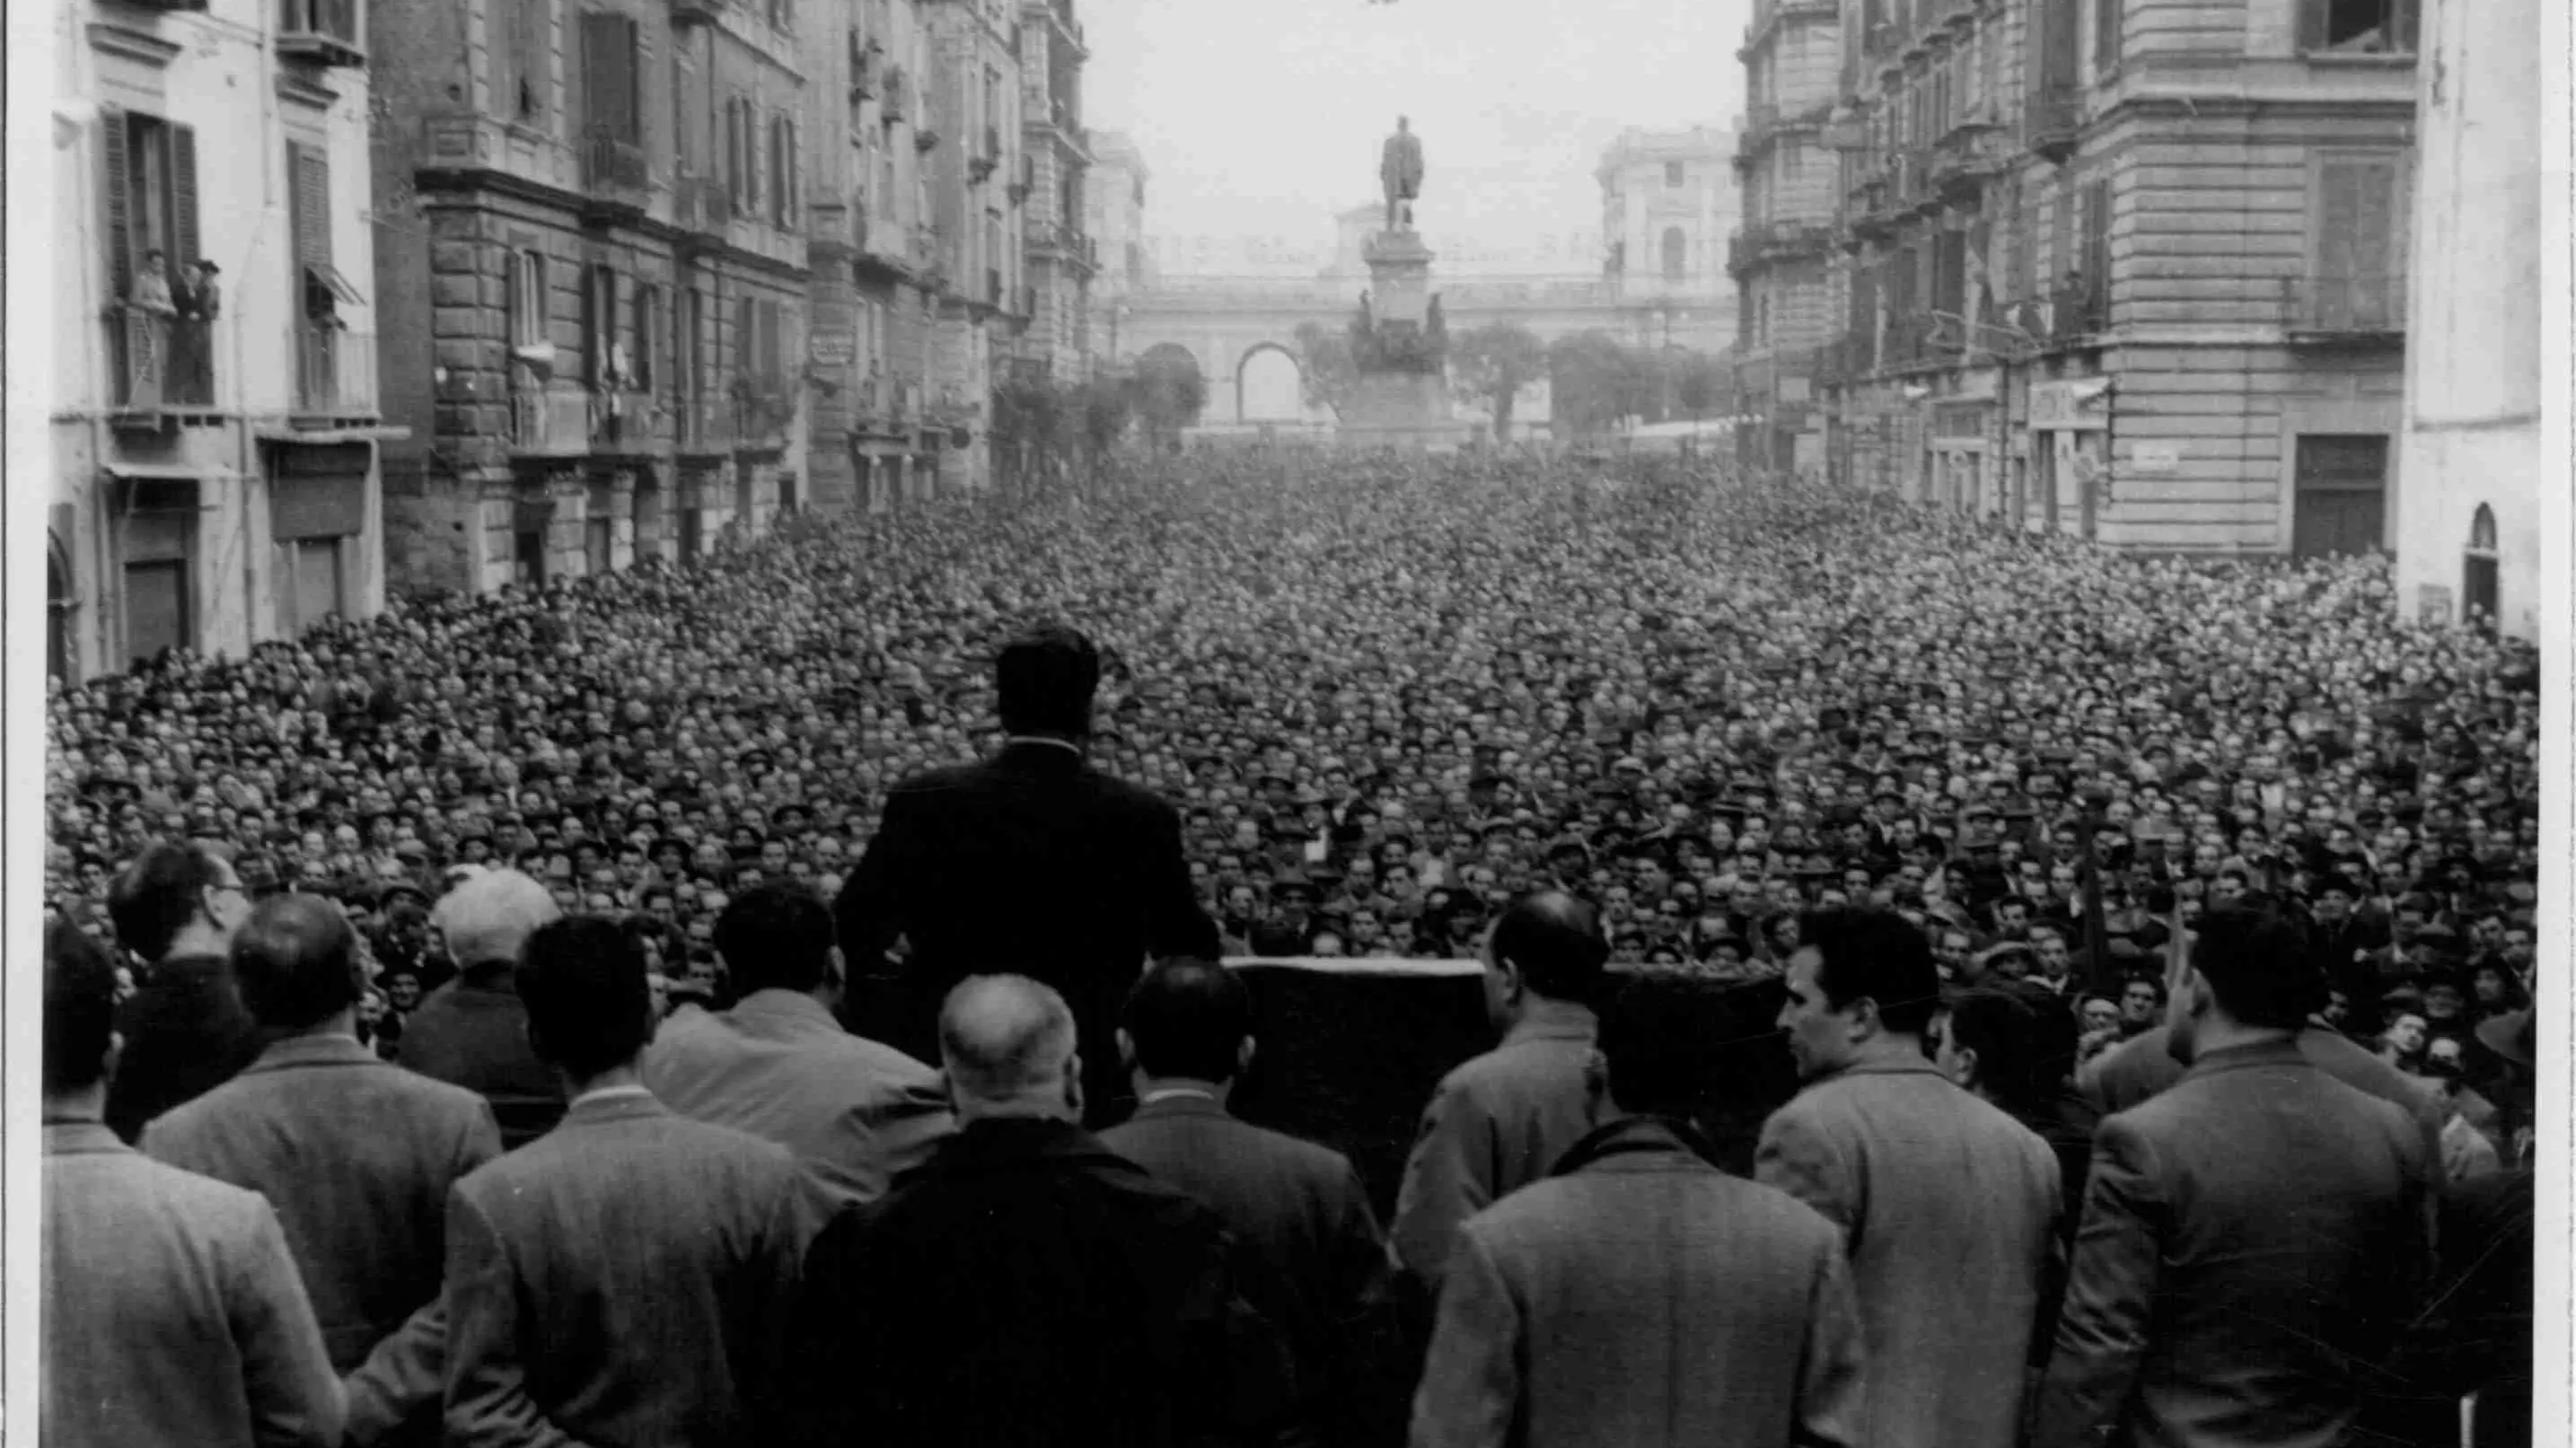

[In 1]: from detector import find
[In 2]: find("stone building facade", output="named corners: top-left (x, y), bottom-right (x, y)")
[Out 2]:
top-left (1596, 127), bottom-right (1742, 354)
top-left (1015, 0), bottom-right (1095, 382)
top-left (1819, 0), bottom-right (2418, 554)
top-left (1083, 129), bottom-right (1149, 366)
top-left (371, 0), bottom-right (811, 596)
top-left (1728, 0), bottom-right (1844, 471)
top-left (49, 0), bottom-right (394, 680)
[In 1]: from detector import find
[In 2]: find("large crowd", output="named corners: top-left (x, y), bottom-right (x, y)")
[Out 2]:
top-left (40, 452), bottom-right (2542, 1448)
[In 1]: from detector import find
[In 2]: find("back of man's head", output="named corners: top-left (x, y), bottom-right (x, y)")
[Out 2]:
top-left (1123, 960), bottom-right (1252, 1083)
top-left (1491, 891), bottom-right (1609, 1004)
top-left (433, 867), bottom-right (561, 969)
top-left (45, 922), bottom-right (121, 1097)
top-left (233, 894), bottom-right (361, 1031)
top-left (518, 916), bottom-right (653, 1079)
top-left (995, 624), bottom-right (1100, 739)
top-left (713, 882), bottom-right (836, 996)
top-left (1597, 976), bottom-right (1730, 1119)
top-left (1798, 906), bottom-right (1940, 1038)
top-left (940, 975), bottom-right (1077, 1112)
top-left (2189, 904), bottom-right (2317, 1030)
top-left (108, 841), bottom-right (224, 963)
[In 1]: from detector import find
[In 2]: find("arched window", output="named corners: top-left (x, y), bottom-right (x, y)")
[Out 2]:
top-left (2468, 503), bottom-right (2497, 552)
top-left (1661, 226), bottom-right (1688, 282)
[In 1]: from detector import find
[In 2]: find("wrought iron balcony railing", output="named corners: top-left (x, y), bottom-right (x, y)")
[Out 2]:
top-left (277, 0), bottom-right (364, 65)
top-left (292, 323), bottom-right (378, 420)
top-left (2281, 274), bottom-right (2405, 338)
top-left (105, 308), bottom-right (220, 417)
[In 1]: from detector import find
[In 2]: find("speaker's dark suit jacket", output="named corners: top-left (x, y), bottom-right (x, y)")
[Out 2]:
top-left (835, 741), bottom-right (1219, 1124)
top-left (106, 951), bottom-right (262, 1144)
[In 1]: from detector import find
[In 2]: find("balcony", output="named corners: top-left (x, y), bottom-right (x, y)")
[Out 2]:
top-left (580, 130), bottom-right (651, 220)
top-left (2026, 90), bottom-right (2082, 163)
top-left (673, 172), bottom-right (726, 233)
top-left (104, 310), bottom-right (221, 426)
top-left (2281, 275), bottom-right (2405, 344)
top-left (1026, 220), bottom-right (1096, 274)
top-left (728, 377), bottom-right (795, 448)
top-left (1930, 119), bottom-right (2008, 199)
top-left (290, 324), bottom-right (378, 424)
top-left (880, 67), bottom-right (910, 125)
top-left (277, 0), bottom-right (364, 66)
top-left (671, 0), bottom-right (725, 25)
top-left (2047, 280), bottom-right (2108, 344)
top-left (510, 386), bottom-right (592, 455)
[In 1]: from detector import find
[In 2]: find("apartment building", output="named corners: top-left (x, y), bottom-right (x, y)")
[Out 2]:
top-left (1729, 0), bottom-right (1845, 471)
top-left (49, 0), bottom-right (393, 681)
top-left (1084, 129), bottom-right (1148, 367)
top-left (1819, 0), bottom-right (2417, 554)
top-left (1597, 127), bottom-right (1742, 355)
top-left (1013, 0), bottom-right (1095, 382)
top-left (371, 0), bottom-right (811, 593)
top-left (828, 0), bottom-right (954, 513)
top-left (912, 0), bottom-right (1027, 495)
top-left (2394, 0), bottom-right (2539, 637)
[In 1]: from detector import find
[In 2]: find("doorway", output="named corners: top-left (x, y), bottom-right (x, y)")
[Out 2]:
top-left (2290, 434), bottom-right (2388, 557)
top-left (124, 558), bottom-right (189, 668)
top-left (2463, 502), bottom-right (2500, 630)
top-left (49, 540), bottom-right (73, 682)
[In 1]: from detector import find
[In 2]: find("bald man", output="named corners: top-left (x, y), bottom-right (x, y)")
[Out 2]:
top-left (145, 895), bottom-right (501, 1448)
top-left (787, 975), bottom-right (1288, 1448)
top-left (1392, 891), bottom-right (1609, 1292)
top-left (401, 869), bottom-right (565, 1147)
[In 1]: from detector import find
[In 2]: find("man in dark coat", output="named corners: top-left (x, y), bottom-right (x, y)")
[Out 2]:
top-left (836, 624), bottom-right (1218, 1128)
top-left (787, 975), bottom-right (1288, 1448)
top-left (104, 841), bottom-right (262, 1142)
top-left (2035, 904), bottom-right (2436, 1448)
top-left (1101, 960), bottom-right (1399, 1448)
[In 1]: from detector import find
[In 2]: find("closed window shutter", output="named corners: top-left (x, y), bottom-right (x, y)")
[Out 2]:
top-left (2298, 0), bottom-right (2325, 50)
top-left (621, 16), bottom-right (641, 139)
top-left (171, 124), bottom-right (202, 271)
top-left (295, 143), bottom-right (333, 266)
top-left (101, 107), bottom-right (132, 305)
top-left (580, 12), bottom-right (602, 134)
top-left (2317, 156), bottom-right (2399, 320)
top-left (582, 263), bottom-right (601, 384)
top-left (522, 0), bottom-right (546, 114)
top-left (491, 0), bottom-right (515, 119)
top-left (2095, 0), bottom-right (2119, 68)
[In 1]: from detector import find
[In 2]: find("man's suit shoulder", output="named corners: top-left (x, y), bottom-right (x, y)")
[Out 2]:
top-left (1109, 1110), bottom-right (1357, 1183)
top-left (1470, 1163), bottom-right (1842, 1259)
top-left (460, 1109), bottom-right (798, 1198)
top-left (2112, 1052), bottom-right (2417, 1147)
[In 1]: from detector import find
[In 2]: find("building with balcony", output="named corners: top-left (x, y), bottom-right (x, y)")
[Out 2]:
top-left (1730, 0), bottom-right (1845, 470)
top-left (1084, 129), bottom-right (1148, 366)
top-left (1596, 127), bottom-right (1742, 354)
top-left (1818, 0), bottom-right (2419, 554)
top-left (909, 0), bottom-right (1028, 495)
top-left (814, 0), bottom-right (957, 514)
top-left (2394, 0), bottom-right (2538, 637)
top-left (1014, 0), bottom-right (1095, 385)
top-left (369, 0), bottom-right (813, 593)
top-left (48, 0), bottom-right (399, 681)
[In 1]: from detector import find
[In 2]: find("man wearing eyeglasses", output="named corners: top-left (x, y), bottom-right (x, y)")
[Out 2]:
top-left (104, 841), bottom-right (261, 1142)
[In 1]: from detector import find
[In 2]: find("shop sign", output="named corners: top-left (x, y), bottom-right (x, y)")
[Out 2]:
top-left (809, 331), bottom-right (857, 366)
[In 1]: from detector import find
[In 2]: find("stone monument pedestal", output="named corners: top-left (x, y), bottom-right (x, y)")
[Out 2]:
top-left (1336, 230), bottom-right (1473, 453)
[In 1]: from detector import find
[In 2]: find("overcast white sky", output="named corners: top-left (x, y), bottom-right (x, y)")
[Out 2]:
top-left (1081, 0), bottom-right (1751, 276)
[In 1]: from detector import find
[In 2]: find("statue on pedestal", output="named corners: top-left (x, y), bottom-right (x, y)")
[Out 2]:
top-left (1380, 117), bottom-right (1423, 233)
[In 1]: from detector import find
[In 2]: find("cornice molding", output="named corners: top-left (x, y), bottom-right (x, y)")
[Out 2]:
top-left (87, 21), bottom-right (184, 70)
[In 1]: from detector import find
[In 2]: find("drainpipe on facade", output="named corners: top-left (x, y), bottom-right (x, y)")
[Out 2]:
top-left (234, 24), bottom-right (286, 652)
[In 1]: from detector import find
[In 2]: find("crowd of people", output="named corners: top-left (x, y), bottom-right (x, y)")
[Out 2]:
top-left (40, 452), bottom-right (2542, 1448)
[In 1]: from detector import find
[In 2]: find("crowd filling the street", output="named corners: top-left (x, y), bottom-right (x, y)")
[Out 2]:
top-left (43, 453), bottom-right (2538, 1448)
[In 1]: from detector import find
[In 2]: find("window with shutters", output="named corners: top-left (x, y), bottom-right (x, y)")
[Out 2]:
top-left (100, 110), bottom-right (206, 408)
top-left (288, 141), bottom-right (366, 325)
top-left (580, 12), bottom-right (642, 145)
top-left (631, 284), bottom-right (658, 393)
top-left (734, 293), bottom-right (756, 399)
top-left (2094, 0), bottom-right (2120, 73)
top-left (681, 285), bottom-right (704, 406)
top-left (725, 98), bottom-right (746, 215)
top-left (509, 251), bottom-right (549, 349)
top-left (492, 0), bottom-right (550, 121)
top-left (2302, 0), bottom-right (2415, 54)
top-left (2308, 153), bottom-right (2405, 329)
top-left (583, 263), bottom-right (617, 388)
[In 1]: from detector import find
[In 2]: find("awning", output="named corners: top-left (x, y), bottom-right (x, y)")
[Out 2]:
top-left (304, 262), bottom-right (366, 308)
top-left (101, 462), bottom-right (217, 482)
top-left (254, 423), bottom-right (413, 443)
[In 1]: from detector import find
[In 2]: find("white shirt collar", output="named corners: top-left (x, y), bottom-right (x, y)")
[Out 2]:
top-left (1003, 735), bottom-right (1083, 758)
top-left (572, 1083), bottom-right (654, 1108)
top-left (1140, 1086), bottom-right (1220, 1107)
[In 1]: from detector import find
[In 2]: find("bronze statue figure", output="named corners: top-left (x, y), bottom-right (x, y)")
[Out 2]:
top-left (1380, 117), bottom-right (1423, 233)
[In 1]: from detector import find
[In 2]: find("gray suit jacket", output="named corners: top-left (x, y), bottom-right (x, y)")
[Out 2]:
top-left (44, 1121), bottom-right (345, 1448)
top-left (143, 1033), bottom-right (500, 1446)
top-left (442, 1090), bottom-right (806, 1448)
top-left (2035, 1040), bottom-right (2437, 1448)
top-left (1758, 1055), bottom-right (2060, 1448)
top-left (1412, 1118), bottom-right (1867, 1448)
top-left (1390, 1001), bottom-right (1597, 1289)
top-left (641, 989), bottom-right (953, 1211)
top-left (1103, 1091), bottom-right (1399, 1444)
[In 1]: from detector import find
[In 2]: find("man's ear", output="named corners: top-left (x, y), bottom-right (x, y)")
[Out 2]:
top-left (1064, 1052), bottom-right (1086, 1118)
top-left (822, 944), bottom-right (847, 996)
top-left (1237, 1035), bottom-right (1258, 1080)
top-left (1116, 1028), bottom-right (1139, 1075)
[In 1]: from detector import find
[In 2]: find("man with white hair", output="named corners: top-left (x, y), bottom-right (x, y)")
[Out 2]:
top-left (402, 869), bottom-right (565, 1147)
top-left (786, 975), bottom-right (1287, 1448)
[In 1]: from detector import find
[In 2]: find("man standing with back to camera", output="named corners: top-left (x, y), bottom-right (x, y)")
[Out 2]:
top-left (838, 623), bottom-right (1219, 1128)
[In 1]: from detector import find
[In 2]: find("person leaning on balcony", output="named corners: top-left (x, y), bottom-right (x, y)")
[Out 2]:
top-left (173, 260), bottom-right (219, 405)
top-left (129, 248), bottom-right (178, 400)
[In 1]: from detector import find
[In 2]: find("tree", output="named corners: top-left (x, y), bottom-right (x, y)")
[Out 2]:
top-left (1673, 353), bottom-right (1727, 424)
top-left (1126, 347), bottom-right (1206, 452)
top-left (1547, 329), bottom-right (1654, 436)
top-left (1293, 320), bottom-right (1361, 417)
top-left (1449, 322), bottom-right (1546, 442)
